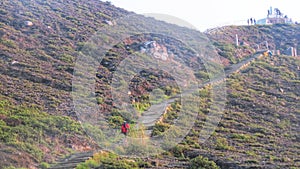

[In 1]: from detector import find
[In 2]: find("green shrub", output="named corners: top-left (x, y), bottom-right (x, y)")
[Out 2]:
top-left (213, 42), bottom-right (237, 64)
top-left (152, 122), bottom-right (170, 136)
top-left (169, 144), bottom-right (188, 158)
top-left (135, 158), bottom-right (152, 168)
top-left (108, 115), bottom-right (124, 128)
top-left (231, 133), bottom-right (256, 142)
top-left (194, 71), bottom-right (210, 81)
top-left (215, 137), bottom-right (233, 150)
top-left (96, 97), bottom-right (104, 104)
top-left (133, 102), bottom-right (150, 113)
top-left (189, 155), bottom-right (220, 169)
top-left (76, 151), bottom-right (140, 169)
top-left (39, 162), bottom-right (50, 169)
top-left (0, 39), bottom-right (17, 48)
top-left (164, 86), bottom-right (180, 96)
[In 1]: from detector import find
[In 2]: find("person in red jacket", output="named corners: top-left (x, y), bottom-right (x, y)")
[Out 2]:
top-left (121, 121), bottom-right (130, 136)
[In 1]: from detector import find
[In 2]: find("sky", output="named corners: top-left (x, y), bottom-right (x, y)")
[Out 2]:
top-left (108, 0), bottom-right (300, 32)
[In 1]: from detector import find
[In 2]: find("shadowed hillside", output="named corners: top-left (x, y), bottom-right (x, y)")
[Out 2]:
top-left (0, 0), bottom-right (130, 168)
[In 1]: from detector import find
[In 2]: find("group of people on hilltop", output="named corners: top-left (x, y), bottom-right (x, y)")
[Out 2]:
top-left (247, 18), bottom-right (256, 25)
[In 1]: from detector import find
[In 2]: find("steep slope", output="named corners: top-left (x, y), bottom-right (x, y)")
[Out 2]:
top-left (0, 0), bottom-right (130, 168)
top-left (184, 55), bottom-right (300, 168)
top-left (0, 0), bottom-right (300, 168)
top-left (0, 0), bottom-right (129, 115)
top-left (0, 0), bottom-right (214, 168)
top-left (61, 54), bottom-right (300, 169)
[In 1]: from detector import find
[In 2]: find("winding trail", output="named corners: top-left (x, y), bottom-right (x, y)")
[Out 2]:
top-left (48, 51), bottom-right (265, 169)
top-left (138, 51), bottom-right (265, 135)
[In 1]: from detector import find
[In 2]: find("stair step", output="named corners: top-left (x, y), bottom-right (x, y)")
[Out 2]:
top-left (49, 151), bottom-right (94, 169)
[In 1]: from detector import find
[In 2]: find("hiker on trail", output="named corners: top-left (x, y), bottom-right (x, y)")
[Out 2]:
top-left (250, 18), bottom-right (253, 25)
top-left (121, 121), bottom-right (130, 136)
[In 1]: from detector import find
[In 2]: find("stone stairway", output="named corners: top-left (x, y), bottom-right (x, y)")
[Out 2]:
top-left (47, 51), bottom-right (265, 168)
top-left (137, 51), bottom-right (265, 136)
top-left (47, 151), bottom-right (94, 169)
top-left (137, 97), bottom-right (176, 135)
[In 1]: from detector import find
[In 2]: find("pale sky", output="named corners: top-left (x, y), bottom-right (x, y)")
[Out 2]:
top-left (109, 0), bottom-right (300, 31)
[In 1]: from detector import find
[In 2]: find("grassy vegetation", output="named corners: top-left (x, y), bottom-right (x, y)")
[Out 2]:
top-left (76, 151), bottom-right (151, 169)
top-left (189, 155), bottom-right (220, 169)
top-left (183, 55), bottom-right (300, 168)
top-left (1, 0), bottom-right (300, 167)
top-left (3, 167), bottom-right (28, 169)
top-left (208, 24), bottom-right (300, 66)
top-left (213, 42), bottom-right (238, 64)
top-left (152, 101), bottom-right (181, 136)
top-left (0, 98), bottom-right (84, 167)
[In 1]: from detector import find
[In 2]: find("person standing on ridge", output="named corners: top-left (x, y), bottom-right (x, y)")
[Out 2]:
top-left (121, 121), bottom-right (130, 136)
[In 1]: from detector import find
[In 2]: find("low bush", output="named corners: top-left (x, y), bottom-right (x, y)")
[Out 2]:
top-left (76, 151), bottom-right (141, 169)
top-left (189, 155), bottom-right (220, 169)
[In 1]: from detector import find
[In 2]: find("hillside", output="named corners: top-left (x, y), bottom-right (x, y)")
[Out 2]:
top-left (60, 53), bottom-right (300, 169)
top-left (206, 24), bottom-right (300, 66)
top-left (0, 0), bottom-right (130, 168)
top-left (0, 0), bottom-right (299, 168)
top-left (185, 55), bottom-right (300, 168)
